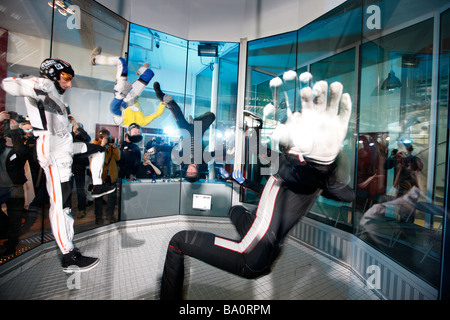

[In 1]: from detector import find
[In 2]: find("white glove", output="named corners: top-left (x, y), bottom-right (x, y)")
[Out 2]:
top-left (272, 72), bottom-right (352, 165)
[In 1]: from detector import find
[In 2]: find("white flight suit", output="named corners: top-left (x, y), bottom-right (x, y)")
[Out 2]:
top-left (1, 76), bottom-right (105, 254)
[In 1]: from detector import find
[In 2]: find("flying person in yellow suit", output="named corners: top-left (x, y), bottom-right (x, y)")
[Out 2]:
top-left (90, 47), bottom-right (165, 127)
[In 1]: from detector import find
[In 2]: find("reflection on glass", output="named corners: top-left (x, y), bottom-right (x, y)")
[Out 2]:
top-left (359, 17), bottom-right (442, 287)
top-left (436, 9), bottom-right (450, 205)
top-left (243, 31), bottom-right (297, 203)
top-left (308, 49), bottom-right (357, 229)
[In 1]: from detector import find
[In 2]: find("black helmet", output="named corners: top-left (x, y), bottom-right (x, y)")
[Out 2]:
top-left (39, 58), bottom-right (74, 94)
top-left (39, 58), bottom-right (75, 82)
top-left (127, 123), bottom-right (143, 143)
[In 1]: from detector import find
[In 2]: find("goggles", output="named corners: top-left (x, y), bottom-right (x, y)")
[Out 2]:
top-left (60, 72), bottom-right (73, 82)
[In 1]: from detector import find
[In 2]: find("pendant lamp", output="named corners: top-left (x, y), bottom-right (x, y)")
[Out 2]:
top-left (381, 68), bottom-right (402, 91)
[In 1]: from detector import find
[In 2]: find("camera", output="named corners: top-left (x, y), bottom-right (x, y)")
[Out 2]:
top-left (7, 111), bottom-right (18, 120)
top-left (2, 111), bottom-right (18, 124)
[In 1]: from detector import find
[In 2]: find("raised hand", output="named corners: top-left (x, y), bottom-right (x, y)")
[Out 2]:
top-left (272, 72), bottom-right (352, 164)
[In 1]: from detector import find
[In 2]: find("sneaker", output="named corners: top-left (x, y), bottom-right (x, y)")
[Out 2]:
top-left (77, 210), bottom-right (86, 219)
top-left (153, 81), bottom-right (165, 101)
top-left (91, 184), bottom-right (116, 198)
top-left (62, 248), bottom-right (99, 273)
top-left (90, 47), bottom-right (102, 65)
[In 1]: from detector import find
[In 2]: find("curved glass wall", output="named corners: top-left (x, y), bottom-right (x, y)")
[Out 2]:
top-left (357, 0), bottom-right (449, 289)
top-left (242, 0), bottom-right (450, 290)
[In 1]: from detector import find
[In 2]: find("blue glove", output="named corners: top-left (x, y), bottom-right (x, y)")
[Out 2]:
top-left (219, 167), bottom-right (230, 179)
top-left (232, 170), bottom-right (245, 184)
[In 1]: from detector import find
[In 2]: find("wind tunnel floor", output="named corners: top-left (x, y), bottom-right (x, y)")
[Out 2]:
top-left (0, 217), bottom-right (380, 300)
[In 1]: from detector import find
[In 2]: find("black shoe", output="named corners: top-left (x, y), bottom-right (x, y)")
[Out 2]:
top-left (91, 184), bottom-right (116, 198)
top-left (61, 248), bottom-right (99, 273)
top-left (153, 82), bottom-right (165, 101)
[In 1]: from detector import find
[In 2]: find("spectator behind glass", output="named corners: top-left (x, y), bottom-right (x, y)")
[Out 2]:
top-left (137, 152), bottom-right (161, 179)
top-left (119, 123), bottom-right (142, 180)
top-left (70, 121), bottom-right (91, 219)
top-left (148, 136), bottom-right (172, 178)
top-left (91, 128), bottom-right (121, 225)
top-left (0, 112), bottom-right (31, 257)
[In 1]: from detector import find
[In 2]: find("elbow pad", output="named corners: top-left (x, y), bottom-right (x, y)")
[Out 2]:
top-left (2, 77), bottom-right (37, 97)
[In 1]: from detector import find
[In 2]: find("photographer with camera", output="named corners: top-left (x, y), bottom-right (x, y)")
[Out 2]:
top-left (91, 128), bottom-right (120, 225)
top-left (137, 151), bottom-right (161, 179)
top-left (0, 111), bottom-right (32, 257)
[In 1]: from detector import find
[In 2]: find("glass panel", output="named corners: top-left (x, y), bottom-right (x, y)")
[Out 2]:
top-left (436, 9), bottom-right (450, 206)
top-left (296, 4), bottom-right (361, 230)
top-left (305, 49), bottom-right (357, 230)
top-left (359, 13), bottom-right (442, 287)
top-left (297, 1), bottom-right (362, 68)
top-left (185, 40), bottom-right (239, 182)
top-left (126, 24), bottom-right (239, 218)
top-left (243, 31), bottom-right (298, 204)
top-left (128, 24), bottom-right (188, 181)
top-left (49, 0), bottom-right (127, 234)
top-left (1, 0), bottom-right (53, 264)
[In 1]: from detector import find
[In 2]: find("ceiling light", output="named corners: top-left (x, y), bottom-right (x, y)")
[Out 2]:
top-left (198, 44), bottom-right (218, 57)
top-left (48, 1), bottom-right (75, 16)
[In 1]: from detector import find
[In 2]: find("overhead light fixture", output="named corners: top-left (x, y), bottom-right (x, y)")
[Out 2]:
top-left (48, 1), bottom-right (75, 16)
top-left (402, 54), bottom-right (420, 68)
top-left (381, 69), bottom-right (402, 91)
top-left (198, 44), bottom-right (218, 57)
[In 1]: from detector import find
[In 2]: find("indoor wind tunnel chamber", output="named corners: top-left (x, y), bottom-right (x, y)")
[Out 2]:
top-left (120, 36), bottom-right (239, 220)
